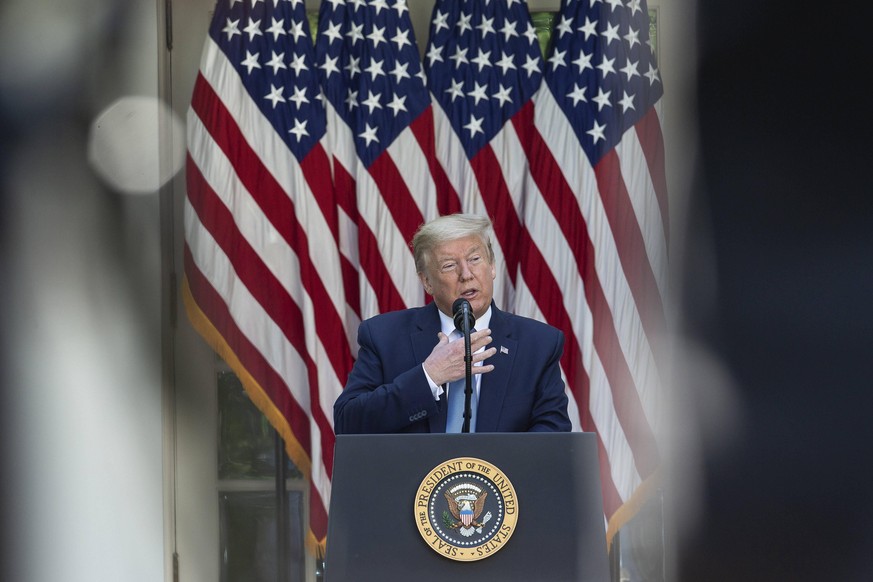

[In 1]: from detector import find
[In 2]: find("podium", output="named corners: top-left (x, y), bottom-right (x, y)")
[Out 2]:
top-left (324, 432), bottom-right (610, 581)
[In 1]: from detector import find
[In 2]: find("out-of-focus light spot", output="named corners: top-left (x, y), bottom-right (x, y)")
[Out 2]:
top-left (87, 95), bottom-right (185, 195)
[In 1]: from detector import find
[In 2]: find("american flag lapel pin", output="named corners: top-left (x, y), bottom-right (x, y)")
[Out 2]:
top-left (500, 346), bottom-right (509, 355)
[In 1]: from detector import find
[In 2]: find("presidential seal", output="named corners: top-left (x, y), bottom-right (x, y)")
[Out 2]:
top-left (414, 457), bottom-right (518, 562)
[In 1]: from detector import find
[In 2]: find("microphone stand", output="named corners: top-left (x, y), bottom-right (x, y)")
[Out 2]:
top-left (461, 311), bottom-right (473, 433)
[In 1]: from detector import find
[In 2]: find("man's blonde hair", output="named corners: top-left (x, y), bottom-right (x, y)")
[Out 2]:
top-left (411, 213), bottom-right (495, 273)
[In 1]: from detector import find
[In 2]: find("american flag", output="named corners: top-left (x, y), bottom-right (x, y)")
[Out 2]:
top-left (522, 0), bottom-right (668, 544)
top-left (424, 0), bottom-right (545, 310)
top-left (184, 0), bottom-right (352, 551)
top-left (315, 0), bottom-right (442, 322)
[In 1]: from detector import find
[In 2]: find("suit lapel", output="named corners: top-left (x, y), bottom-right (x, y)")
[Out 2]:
top-left (476, 305), bottom-right (516, 432)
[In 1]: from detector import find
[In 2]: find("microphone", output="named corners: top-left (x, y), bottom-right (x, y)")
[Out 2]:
top-left (452, 298), bottom-right (475, 334)
top-left (451, 298), bottom-right (475, 433)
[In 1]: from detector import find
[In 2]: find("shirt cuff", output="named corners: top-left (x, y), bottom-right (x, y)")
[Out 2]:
top-left (422, 364), bottom-right (444, 401)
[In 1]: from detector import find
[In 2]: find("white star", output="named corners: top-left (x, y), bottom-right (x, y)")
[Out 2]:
top-left (620, 59), bottom-right (639, 81)
top-left (426, 43), bottom-right (444, 66)
top-left (362, 89), bottom-right (383, 113)
top-left (266, 51), bottom-right (287, 74)
top-left (289, 53), bottom-right (308, 75)
top-left (320, 55), bottom-right (340, 79)
top-left (500, 19), bottom-right (519, 42)
top-left (644, 64), bottom-right (661, 85)
top-left (344, 55), bottom-right (361, 78)
top-left (358, 123), bottom-right (379, 146)
top-left (606, 0), bottom-right (623, 11)
top-left (624, 26), bottom-right (641, 49)
top-left (628, 0), bottom-right (643, 15)
top-left (587, 120), bottom-right (607, 144)
top-left (578, 17), bottom-right (598, 40)
top-left (370, 0), bottom-right (389, 15)
top-left (368, 25), bottom-right (387, 48)
top-left (619, 91), bottom-right (635, 113)
top-left (223, 18), bottom-right (241, 41)
top-left (548, 48), bottom-right (567, 70)
top-left (392, 0), bottom-right (408, 17)
top-left (477, 16), bottom-right (495, 38)
top-left (241, 51), bottom-right (261, 74)
top-left (326, 0), bottom-right (343, 8)
top-left (243, 19), bottom-right (262, 41)
top-left (597, 55), bottom-right (616, 78)
top-left (567, 84), bottom-right (587, 106)
top-left (432, 10), bottom-right (449, 33)
top-left (324, 21), bottom-right (343, 44)
top-left (450, 46), bottom-right (469, 69)
top-left (288, 118), bottom-right (309, 142)
top-left (471, 48), bottom-right (492, 72)
top-left (390, 60), bottom-right (411, 83)
top-left (289, 85), bottom-right (310, 108)
top-left (266, 18), bottom-right (285, 41)
top-left (468, 82), bottom-right (488, 106)
top-left (387, 93), bottom-right (407, 116)
top-left (573, 50), bottom-right (594, 73)
top-left (445, 79), bottom-right (465, 102)
top-left (524, 22), bottom-right (538, 45)
top-left (602, 22), bottom-right (620, 45)
top-left (365, 58), bottom-right (385, 80)
top-left (463, 115), bottom-right (484, 138)
top-left (289, 20), bottom-right (307, 42)
top-left (264, 84), bottom-right (286, 108)
top-left (347, 22), bottom-right (364, 45)
top-left (349, 0), bottom-right (366, 11)
top-left (556, 16), bottom-right (573, 38)
top-left (392, 27), bottom-right (411, 51)
top-left (495, 51), bottom-right (517, 75)
top-left (593, 87), bottom-right (612, 111)
top-left (493, 85), bottom-right (513, 107)
top-left (456, 12), bottom-right (473, 35)
top-left (345, 88), bottom-right (359, 111)
top-left (522, 54), bottom-right (541, 77)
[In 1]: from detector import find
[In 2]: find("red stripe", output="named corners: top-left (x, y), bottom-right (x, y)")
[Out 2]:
top-left (184, 246), bottom-right (313, 455)
top-left (309, 480), bottom-right (329, 541)
top-left (518, 115), bottom-right (660, 479)
top-left (594, 151), bottom-right (667, 348)
top-left (332, 158), bottom-right (408, 314)
top-left (410, 106), bottom-right (462, 215)
top-left (368, 146), bottom-right (426, 248)
top-left (635, 108), bottom-right (669, 245)
top-left (186, 158), bottom-right (337, 477)
top-left (191, 75), bottom-right (353, 381)
top-left (333, 158), bottom-right (363, 320)
top-left (518, 230), bottom-right (623, 513)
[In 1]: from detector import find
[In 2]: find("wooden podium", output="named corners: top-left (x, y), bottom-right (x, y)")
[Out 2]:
top-left (324, 432), bottom-right (610, 581)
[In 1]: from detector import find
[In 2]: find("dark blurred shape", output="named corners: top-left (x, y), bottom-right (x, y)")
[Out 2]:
top-left (679, 2), bottom-right (873, 581)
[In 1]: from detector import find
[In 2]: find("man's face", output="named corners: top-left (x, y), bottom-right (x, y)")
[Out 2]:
top-left (418, 235), bottom-right (496, 319)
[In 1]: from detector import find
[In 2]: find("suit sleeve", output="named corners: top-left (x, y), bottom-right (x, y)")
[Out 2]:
top-left (528, 329), bottom-right (572, 432)
top-left (333, 320), bottom-right (439, 434)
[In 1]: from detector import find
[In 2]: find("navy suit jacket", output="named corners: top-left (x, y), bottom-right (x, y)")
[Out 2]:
top-left (334, 302), bottom-right (571, 434)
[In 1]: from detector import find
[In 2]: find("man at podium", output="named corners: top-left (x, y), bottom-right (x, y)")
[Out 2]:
top-left (334, 213), bottom-right (571, 435)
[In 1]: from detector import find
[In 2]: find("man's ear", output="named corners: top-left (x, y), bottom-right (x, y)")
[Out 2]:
top-left (418, 272), bottom-right (432, 295)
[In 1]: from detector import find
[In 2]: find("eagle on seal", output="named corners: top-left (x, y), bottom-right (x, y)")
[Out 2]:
top-left (445, 490), bottom-right (488, 528)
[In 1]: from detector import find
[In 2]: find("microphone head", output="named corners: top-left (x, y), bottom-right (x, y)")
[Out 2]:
top-left (452, 297), bottom-right (475, 332)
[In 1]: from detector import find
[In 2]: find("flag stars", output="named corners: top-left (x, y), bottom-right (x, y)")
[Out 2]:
top-left (602, 22), bottom-right (620, 45)
top-left (288, 118), bottom-right (309, 142)
top-left (241, 51), bottom-right (261, 74)
top-left (387, 93), bottom-right (408, 116)
top-left (432, 10), bottom-right (450, 33)
top-left (223, 18), bottom-right (241, 41)
top-left (500, 19), bottom-right (519, 42)
top-left (597, 55), bottom-right (616, 78)
top-left (587, 119), bottom-right (607, 143)
top-left (477, 16), bottom-right (495, 38)
top-left (370, 0), bottom-right (389, 15)
top-left (471, 48), bottom-right (492, 72)
top-left (573, 50), bottom-right (593, 73)
top-left (345, 55), bottom-right (361, 78)
top-left (621, 59), bottom-right (639, 81)
top-left (593, 87), bottom-right (612, 111)
top-left (265, 84), bottom-right (286, 108)
top-left (427, 44), bottom-right (445, 66)
top-left (624, 27), bottom-right (641, 49)
top-left (468, 82), bottom-right (488, 105)
top-left (266, 18), bottom-right (285, 41)
top-left (495, 51), bottom-right (517, 74)
top-left (390, 60), bottom-right (411, 83)
top-left (365, 58), bottom-right (385, 80)
top-left (464, 115), bottom-right (484, 137)
top-left (645, 64), bottom-right (661, 85)
top-left (619, 91), bottom-right (635, 113)
top-left (358, 123), bottom-right (379, 146)
top-left (289, 53), bottom-right (309, 75)
top-left (243, 18), bottom-right (262, 41)
top-left (347, 22), bottom-right (365, 45)
top-left (456, 12), bottom-right (473, 35)
top-left (578, 17), bottom-right (598, 40)
top-left (556, 16), bottom-right (573, 38)
top-left (391, 27), bottom-right (411, 51)
top-left (289, 20), bottom-right (307, 42)
top-left (362, 89), bottom-right (383, 113)
top-left (445, 79), bottom-right (465, 102)
top-left (549, 48), bottom-right (568, 70)
top-left (323, 20), bottom-right (343, 44)
top-left (523, 22), bottom-right (538, 45)
top-left (493, 85), bottom-right (513, 107)
top-left (345, 88), bottom-right (359, 111)
top-left (567, 84), bottom-right (587, 106)
top-left (450, 46), bottom-right (469, 68)
top-left (367, 25), bottom-right (387, 48)
top-left (320, 55), bottom-right (340, 79)
top-left (266, 51), bottom-right (287, 74)
top-left (289, 85), bottom-right (310, 108)
top-left (522, 54), bottom-right (541, 77)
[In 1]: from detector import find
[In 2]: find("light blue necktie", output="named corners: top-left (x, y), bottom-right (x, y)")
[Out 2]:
top-left (446, 330), bottom-right (477, 433)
